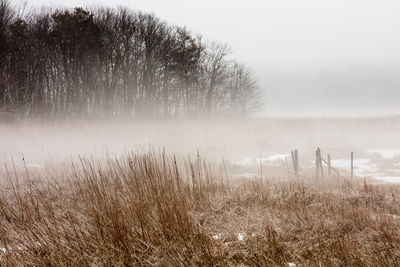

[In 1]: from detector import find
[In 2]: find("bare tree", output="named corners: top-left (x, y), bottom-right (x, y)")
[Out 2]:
top-left (0, 4), bottom-right (262, 120)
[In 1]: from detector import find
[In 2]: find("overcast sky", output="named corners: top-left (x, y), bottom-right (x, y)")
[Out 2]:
top-left (28, 0), bottom-right (400, 116)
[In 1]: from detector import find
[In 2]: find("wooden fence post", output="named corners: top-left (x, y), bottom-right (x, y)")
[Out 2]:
top-left (291, 149), bottom-right (299, 178)
top-left (351, 152), bottom-right (354, 179)
top-left (327, 154), bottom-right (331, 176)
top-left (318, 148), bottom-right (324, 178)
top-left (291, 151), bottom-right (295, 172)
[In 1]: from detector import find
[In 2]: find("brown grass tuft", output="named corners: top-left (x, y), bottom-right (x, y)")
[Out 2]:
top-left (1, 152), bottom-right (400, 266)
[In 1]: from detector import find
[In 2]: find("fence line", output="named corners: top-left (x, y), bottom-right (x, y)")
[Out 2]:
top-left (288, 148), bottom-right (353, 180)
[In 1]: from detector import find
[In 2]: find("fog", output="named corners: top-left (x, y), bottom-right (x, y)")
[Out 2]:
top-left (2, 1), bottom-right (400, 181)
top-left (27, 0), bottom-right (400, 116)
top-left (2, 2), bottom-right (400, 263)
top-left (3, 1), bottom-right (400, 264)
top-left (2, 118), bottom-right (400, 183)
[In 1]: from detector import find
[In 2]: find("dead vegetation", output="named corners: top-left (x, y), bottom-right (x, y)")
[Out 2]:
top-left (1, 152), bottom-right (400, 266)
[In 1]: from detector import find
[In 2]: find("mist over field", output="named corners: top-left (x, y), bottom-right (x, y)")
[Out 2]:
top-left (2, 116), bottom-right (400, 183)
top-left (1, 0), bottom-right (400, 265)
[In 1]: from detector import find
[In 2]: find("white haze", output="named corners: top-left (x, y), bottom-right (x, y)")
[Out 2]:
top-left (2, 118), bottom-right (400, 181)
top-left (27, 0), bottom-right (400, 116)
top-left (4, 1), bottom-right (399, 182)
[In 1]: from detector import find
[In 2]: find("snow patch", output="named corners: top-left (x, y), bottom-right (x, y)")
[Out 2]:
top-left (237, 233), bottom-right (245, 241)
top-left (212, 233), bottom-right (222, 240)
top-left (331, 158), bottom-right (378, 175)
top-left (383, 214), bottom-right (400, 219)
top-left (373, 176), bottom-right (400, 184)
top-left (26, 163), bottom-right (41, 169)
top-left (234, 154), bottom-right (290, 167)
top-left (263, 154), bottom-right (290, 162)
top-left (368, 149), bottom-right (400, 159)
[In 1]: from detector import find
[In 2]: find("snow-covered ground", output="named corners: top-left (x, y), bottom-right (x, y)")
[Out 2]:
top-left (331, 158), bottom-right (378, 176)
top-left (367, 149), bottom-right (400, 159)
top-left (364, 149), bottom-right (400, 183)
top-left (233, 154), bottom-right (290, 167)
top-left (372, 176), bottom-right (400, 184)
top-left (234, 149), bottom-right (400, 184)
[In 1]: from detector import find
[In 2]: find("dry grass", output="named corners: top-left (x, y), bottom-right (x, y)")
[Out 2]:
top-left (1, 152), bottom-right (400, 266)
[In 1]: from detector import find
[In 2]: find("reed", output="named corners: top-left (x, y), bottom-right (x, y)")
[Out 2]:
top-left (1, 152), bottom-right (400, 266)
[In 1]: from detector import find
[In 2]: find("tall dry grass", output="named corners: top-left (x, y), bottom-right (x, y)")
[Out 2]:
top-left (1, 152), bottom-right (400, 266)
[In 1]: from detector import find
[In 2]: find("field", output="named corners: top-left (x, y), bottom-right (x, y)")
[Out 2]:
top-left (1, 117), bottom-right (400, 265)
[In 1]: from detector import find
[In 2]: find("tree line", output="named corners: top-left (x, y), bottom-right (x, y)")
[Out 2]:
top-left (0, 0), bottom-right (262, 119)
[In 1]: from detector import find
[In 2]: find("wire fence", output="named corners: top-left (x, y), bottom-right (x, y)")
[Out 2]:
top-left (286, 148), bottom-right (353, 181)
